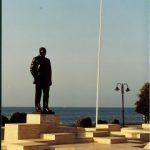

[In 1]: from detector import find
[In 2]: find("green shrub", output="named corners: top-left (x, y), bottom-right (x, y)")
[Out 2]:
top-left (9, 112), bottom-right (27, 123)
top-left (1, 115), bottom-right (9, 126)
top-left (111, 119), bottom-right (120, 124)
top-left (98, 119), bottom-right (108, 124)
top-left (77, 117), bottom-right (92, 127)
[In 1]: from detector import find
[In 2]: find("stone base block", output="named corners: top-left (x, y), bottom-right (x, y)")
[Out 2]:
top-left (96, 124), bottom-right (120, 131)
top-left (94, 136), bottom-right (127, 144)
top-left (27, 114), bottom-right (60, 125)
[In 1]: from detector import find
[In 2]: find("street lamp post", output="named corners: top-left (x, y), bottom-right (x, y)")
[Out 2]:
top-left (115, 83), bottom-right (130, 127)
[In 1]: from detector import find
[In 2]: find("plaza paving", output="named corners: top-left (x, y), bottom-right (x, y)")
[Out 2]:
top-left (49, 141), bottom-right (147, 150)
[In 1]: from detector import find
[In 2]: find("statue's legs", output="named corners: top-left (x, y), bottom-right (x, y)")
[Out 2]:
top-left (43, 85), bottom-right (50, 112)
top-left (35, 84), bottom-right (42, 112)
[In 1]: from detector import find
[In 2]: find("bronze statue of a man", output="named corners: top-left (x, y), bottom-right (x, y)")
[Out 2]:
top-left (30, 47), bottom-right (54, 114)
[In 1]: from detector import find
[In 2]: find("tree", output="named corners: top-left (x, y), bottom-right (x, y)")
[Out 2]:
top-left (98, 119), bottom-right (108, 124)
top-left (1, 115), bottom-right (9, 126)
top-left (9, 112), bottom-right (27, 123)
top-left (76, 117), bottom-right (92, 127)
top-left (135, 83), bottom-right (149, 123)
top-left (111, 119), bottom-right (120, 124)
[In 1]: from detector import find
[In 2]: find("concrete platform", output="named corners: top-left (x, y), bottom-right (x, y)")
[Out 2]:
top-left (7, 142), bottom-right (49, 150)
top-left (3, 141), bottom-right (147, 150)
top-left (94, 136), bottom-right (127, 144)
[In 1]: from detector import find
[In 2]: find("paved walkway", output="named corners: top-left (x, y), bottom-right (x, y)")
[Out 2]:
top-left (50, 140), bottom-right (147, 150)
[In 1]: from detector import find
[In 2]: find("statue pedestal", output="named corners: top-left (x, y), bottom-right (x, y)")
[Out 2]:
top-left (27, 114), bottom-right (60, 125)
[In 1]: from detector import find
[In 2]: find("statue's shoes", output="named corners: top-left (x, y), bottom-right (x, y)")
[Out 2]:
top-left (35, 107), bottom-right (42, 112)
top-left (43, 108), bottom-right (55, 114)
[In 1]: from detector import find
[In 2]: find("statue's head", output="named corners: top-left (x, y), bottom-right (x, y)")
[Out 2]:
top-left (39, 47), bottom-right (46, 57)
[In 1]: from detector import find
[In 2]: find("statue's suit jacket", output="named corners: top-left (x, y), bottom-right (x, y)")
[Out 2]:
top-left (30, 55), bottom-right (52, 86)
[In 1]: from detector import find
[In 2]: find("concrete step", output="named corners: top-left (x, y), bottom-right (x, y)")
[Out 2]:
top-left (94, 136), bottom-right (127, 144)
top-left (80, 127), bottom-right (109, 132)
top-left (2, 138), bottom-right (53, 145)
top-left (4, 123), bottom-right (57, 142)
top-left (121, 127), bottom-right (149, 133)
top-left (121, 127), bottom-right (150, 141)
top-left (96, 124), bottom-right (120, 131)
top-left (142, 124), bottom-right (150, 130)
top-left (1, 146), bottom-right (7, 150)
top-left (7, 142), bottom-right (49, 150)
top-left (110, 131), bottom-right (125, 137)
top-left (49, 145), bottom-right (75, 150)
top-left (124, 132), bottom-right (149, 142)
top-left (22, 138), bottom-right (55, 145)
top-left (93, 131), bottom-right (110, 137)
top-left (84, 128), bottom-right (97, 132)
top-left (75, 137), bottom-right (94, 143)
top-left (41, 133), bottom-right (75, 144)
top-left (144, 142), bottom-right (150, 149)
top-left (77, 131), bottom-right (109, 138)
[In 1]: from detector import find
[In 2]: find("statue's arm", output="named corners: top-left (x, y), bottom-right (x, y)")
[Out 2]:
top-left (49, 60), bottom-right (52, 86)
top-left (30, 57), bottom-right (38, 79)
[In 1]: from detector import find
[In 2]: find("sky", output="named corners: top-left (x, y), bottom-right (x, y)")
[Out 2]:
top-left (2, 0), bottom-right (149, 107)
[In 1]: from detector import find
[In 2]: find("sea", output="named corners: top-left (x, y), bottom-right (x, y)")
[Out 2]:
top-left (2, 107), bottom-right (143, 125)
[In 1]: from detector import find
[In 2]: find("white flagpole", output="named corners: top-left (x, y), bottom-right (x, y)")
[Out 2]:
top-left (96, 0), bottom-right (103, 126)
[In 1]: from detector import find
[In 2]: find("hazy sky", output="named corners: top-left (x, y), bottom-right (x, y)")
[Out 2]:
top-left (2, 0), bottom-right (149, 107)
